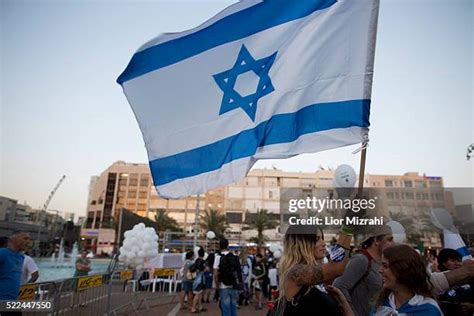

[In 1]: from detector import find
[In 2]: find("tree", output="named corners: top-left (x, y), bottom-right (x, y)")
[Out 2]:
top-left (153, 209), bottom-right (181, 236)
top-left (200, 209), bottom-right (229, 239)
top-left (244, 209), bottom-right (279, 250)
top-left (389, 210), bottom-right (415, 232)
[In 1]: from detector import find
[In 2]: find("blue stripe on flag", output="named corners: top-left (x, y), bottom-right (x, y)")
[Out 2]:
top-left (117, 0), bottom-right (337, 84)
top-left (150, 99), bottom-right (370, 186)
top-left (457, 246), bottom-right (470, 257)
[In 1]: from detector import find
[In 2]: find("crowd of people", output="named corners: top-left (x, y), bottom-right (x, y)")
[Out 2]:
top-left (0, 231), bottom-right (93, 305)
top-left (178, 238), bottom-right (284, 315)
top-left (177, 225), bottom-right (474, 316)
top-left (3, 226), bottom-right (474, 316)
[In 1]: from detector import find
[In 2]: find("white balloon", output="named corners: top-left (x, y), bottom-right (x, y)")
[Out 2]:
top-left (273, 250), bottom-right (282, 259)
top-left (333, 164), bottom-right (357, 188)
top-left (206, 231), bottom-right (216, 239)
top-left (269, 244), bottom-right (279, 253)
top-left (150, 249), bottom-right (158, 257)
top-left (182, 252), bottom-right (187, 261)
top-left (118, 254), bottom-right (125, 261)
top-left (138, 250), bottom-right (146, 258)
top-left (134, 257), bottom-right (144, 264)
top-left (386, 220), bottom-right (406, 243)
top-left (124, 231), bottom-right (131, 238)
top-left (144, 242), bottom-right (154, 251)
top-left (131, 246), bottom-right (140, 254)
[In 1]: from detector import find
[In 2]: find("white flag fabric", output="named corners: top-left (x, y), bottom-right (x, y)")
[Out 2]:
top-left (443, 229), bottom-right (472, 261)
top-left (118, 0), bottom-right (380, 198)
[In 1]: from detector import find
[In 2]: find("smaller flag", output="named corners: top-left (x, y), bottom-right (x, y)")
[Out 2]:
top-left (444, 229), bottom-right (472, 261)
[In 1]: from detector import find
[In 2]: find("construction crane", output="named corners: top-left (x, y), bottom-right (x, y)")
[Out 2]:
top-left (41, 175), bottom-right (66, 213)
top-left (35, 175), bottom-right (66, 253)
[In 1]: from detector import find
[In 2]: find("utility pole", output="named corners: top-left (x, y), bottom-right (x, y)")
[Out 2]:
top-left (193, 195), bottom-right (201, 249)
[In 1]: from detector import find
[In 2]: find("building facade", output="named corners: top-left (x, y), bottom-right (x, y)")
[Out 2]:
top-left (83, 161), bottom-right (225, 254)
top-left (84, 161), bottom-right (457, 253)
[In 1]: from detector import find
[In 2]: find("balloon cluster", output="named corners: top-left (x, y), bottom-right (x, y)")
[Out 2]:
top-left (118, 223), bottom-right (159, 268)
top-left (269, 243), bottom-right (282, 259)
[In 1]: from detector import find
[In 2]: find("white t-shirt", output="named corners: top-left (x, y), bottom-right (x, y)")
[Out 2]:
top-left (213, 251), bottom-right (232, 289)
top-left (21, 255), bottom-right (39, 284)
top-left (268, 268), bottom-right (278, 287)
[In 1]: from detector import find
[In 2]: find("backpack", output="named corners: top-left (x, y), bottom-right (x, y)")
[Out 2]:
top-left (218, 253), bottom-right (242, 288)
top-left (186, 261), bottom-right (197, 280)
top-left (349, 249), bottom-right (373, 294)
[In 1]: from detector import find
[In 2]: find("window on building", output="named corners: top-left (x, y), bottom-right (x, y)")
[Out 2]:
top-left (268, 191), bottom-right (273, 199)
top-left (429, 181), bottom-right (442, 188)
top-left (404, 181), bottom-right (413, 188)
top-left (385, 180), bottom-right (394, 187)
top-left (386, 192), bottom-right (394, 199)
top-left (415, 181), bottom-right (427, 188)
top-left (226, 212), bottom-right (243, 224)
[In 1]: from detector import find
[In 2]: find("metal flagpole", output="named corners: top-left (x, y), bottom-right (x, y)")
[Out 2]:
top-left (357, 147), bottom-right (367, 197)
top-left (193, 195), bottom-right (201, 249)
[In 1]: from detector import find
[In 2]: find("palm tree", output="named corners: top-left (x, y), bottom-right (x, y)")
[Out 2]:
top-left (389, 210), bottom-right (415, 232)
top-left (244, 209), bottom-right (279, 250)
top-left (153, 209), bottom-right (181, 236)
top-left (200, 209), bottom-right (229, 239)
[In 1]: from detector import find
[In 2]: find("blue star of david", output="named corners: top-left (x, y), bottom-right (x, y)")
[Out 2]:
top-left (213, 44), bottom-right (277, 121)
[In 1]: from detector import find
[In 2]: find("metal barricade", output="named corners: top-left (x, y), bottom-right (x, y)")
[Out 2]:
top-left (18, 281), bottom-right (58, 302)
top-left (52, 273), bottom-right (110, 316)
top-left (44, 268), bottom-right (180, 315)
top-left (106, 268), bottom-right (180, 315)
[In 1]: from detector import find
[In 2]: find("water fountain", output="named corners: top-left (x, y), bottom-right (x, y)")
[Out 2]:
top-left (49, 239), bottom-right (71, 267)
top-left (70, 242), bottom-right (79, 262)
top-left (56, 239), bottom-right (65, 267)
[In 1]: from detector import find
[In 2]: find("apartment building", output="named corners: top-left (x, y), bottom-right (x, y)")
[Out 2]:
top-left (84, 161), bottom-right (456, 253)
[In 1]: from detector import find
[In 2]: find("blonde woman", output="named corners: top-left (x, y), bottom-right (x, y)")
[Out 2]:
top-left (273, 224), bottom-right (354, 316)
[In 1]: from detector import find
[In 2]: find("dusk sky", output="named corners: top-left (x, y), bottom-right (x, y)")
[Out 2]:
top-left (1, 0), bottom-right (472, 217)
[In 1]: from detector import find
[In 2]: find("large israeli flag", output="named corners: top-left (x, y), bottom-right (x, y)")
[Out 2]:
top-left (118, 0), bottom-right (379, 198)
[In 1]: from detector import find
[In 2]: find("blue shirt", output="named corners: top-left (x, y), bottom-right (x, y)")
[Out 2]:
top-left (0, 248), bottom-right (25, 300)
